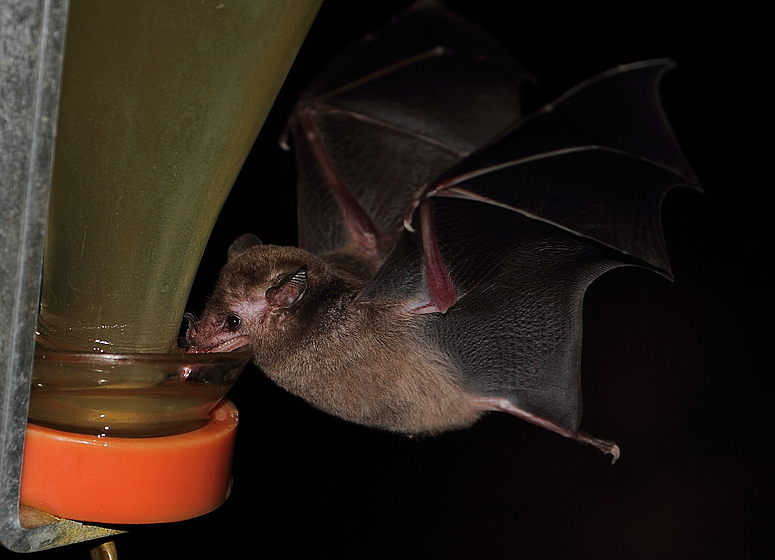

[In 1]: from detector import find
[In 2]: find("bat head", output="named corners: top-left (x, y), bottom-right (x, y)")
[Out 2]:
top-left (186, 237), bottom-right (320, 358)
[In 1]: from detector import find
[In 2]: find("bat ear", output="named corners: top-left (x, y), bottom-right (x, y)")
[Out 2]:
top-left (228, 233), bottom-right (262, 261)
top-left (266, 265), bottom-right (308, 309)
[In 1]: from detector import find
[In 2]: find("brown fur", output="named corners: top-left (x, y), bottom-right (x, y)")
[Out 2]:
top-left (192, 244), bottom-right (482, 435)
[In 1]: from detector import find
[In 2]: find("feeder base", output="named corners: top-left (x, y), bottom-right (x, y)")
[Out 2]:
top-left (20, 399), bottom-right (238, 524)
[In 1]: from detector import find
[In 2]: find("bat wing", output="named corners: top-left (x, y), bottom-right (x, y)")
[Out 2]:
top-left (285, 1), bottom-right (701, 452)
top-left (285, 0), bottom-right (532, 258)
top-left (356, 60), bottom-right (701, 446)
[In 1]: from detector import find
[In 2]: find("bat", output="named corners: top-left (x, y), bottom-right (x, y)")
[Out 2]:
top-left (186, 0), bottom-right (701, 462)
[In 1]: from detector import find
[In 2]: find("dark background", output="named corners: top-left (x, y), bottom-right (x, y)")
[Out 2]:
top-left (18, 1), bottom-right (769, 558)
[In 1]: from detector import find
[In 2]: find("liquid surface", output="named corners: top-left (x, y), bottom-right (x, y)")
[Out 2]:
top-left (28, 384), bottom-right (228, 438)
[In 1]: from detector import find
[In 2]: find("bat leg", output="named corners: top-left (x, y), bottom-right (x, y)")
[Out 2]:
top-left (575, 431), bottom-right (621, 464)
top-left (472, 397), bottom-right (621, 464)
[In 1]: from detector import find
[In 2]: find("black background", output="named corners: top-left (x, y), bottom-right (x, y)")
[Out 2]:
top-left (14, 1), bottom-right (769, 558)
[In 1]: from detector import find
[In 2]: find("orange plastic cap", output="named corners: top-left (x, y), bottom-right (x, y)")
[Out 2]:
top-left (20, 398), bottom-right (238, 524)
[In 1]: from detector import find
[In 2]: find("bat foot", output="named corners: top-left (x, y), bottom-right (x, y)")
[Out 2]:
top-left (576, 431), bottom-right (621, 464)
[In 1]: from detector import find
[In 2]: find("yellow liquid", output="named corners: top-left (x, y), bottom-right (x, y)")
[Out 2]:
top-left (28, 349), bottom-right (251, 437)
top-left (39, 0), bottom-right (322, 353)
top-left (28, 384), bottom-right (229, 438)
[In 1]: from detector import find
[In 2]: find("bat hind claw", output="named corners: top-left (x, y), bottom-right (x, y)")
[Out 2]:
top-left (576, 431), bottom-right (621, 464)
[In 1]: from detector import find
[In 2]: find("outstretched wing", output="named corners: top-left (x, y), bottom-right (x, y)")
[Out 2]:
top-left (356, 60), bottom-right (701, 437)
top-left (285, 1), bottom-right (700, 444)
top-left (284, 0), bottom-right (532, 259)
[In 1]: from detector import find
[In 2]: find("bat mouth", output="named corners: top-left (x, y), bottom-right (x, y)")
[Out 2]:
top-left (187, 334), bottom-right (251, 354)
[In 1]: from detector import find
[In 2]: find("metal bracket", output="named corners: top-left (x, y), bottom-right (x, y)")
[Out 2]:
top-left (1, 0), bottom-right (122, 552)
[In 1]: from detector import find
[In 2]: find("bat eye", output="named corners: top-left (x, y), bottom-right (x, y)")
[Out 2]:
top-left (224, 315), bottom-right (241, 331)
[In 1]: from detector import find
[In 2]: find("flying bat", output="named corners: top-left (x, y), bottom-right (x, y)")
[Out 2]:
top-left (187, 0), bottom-right (701, 462)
